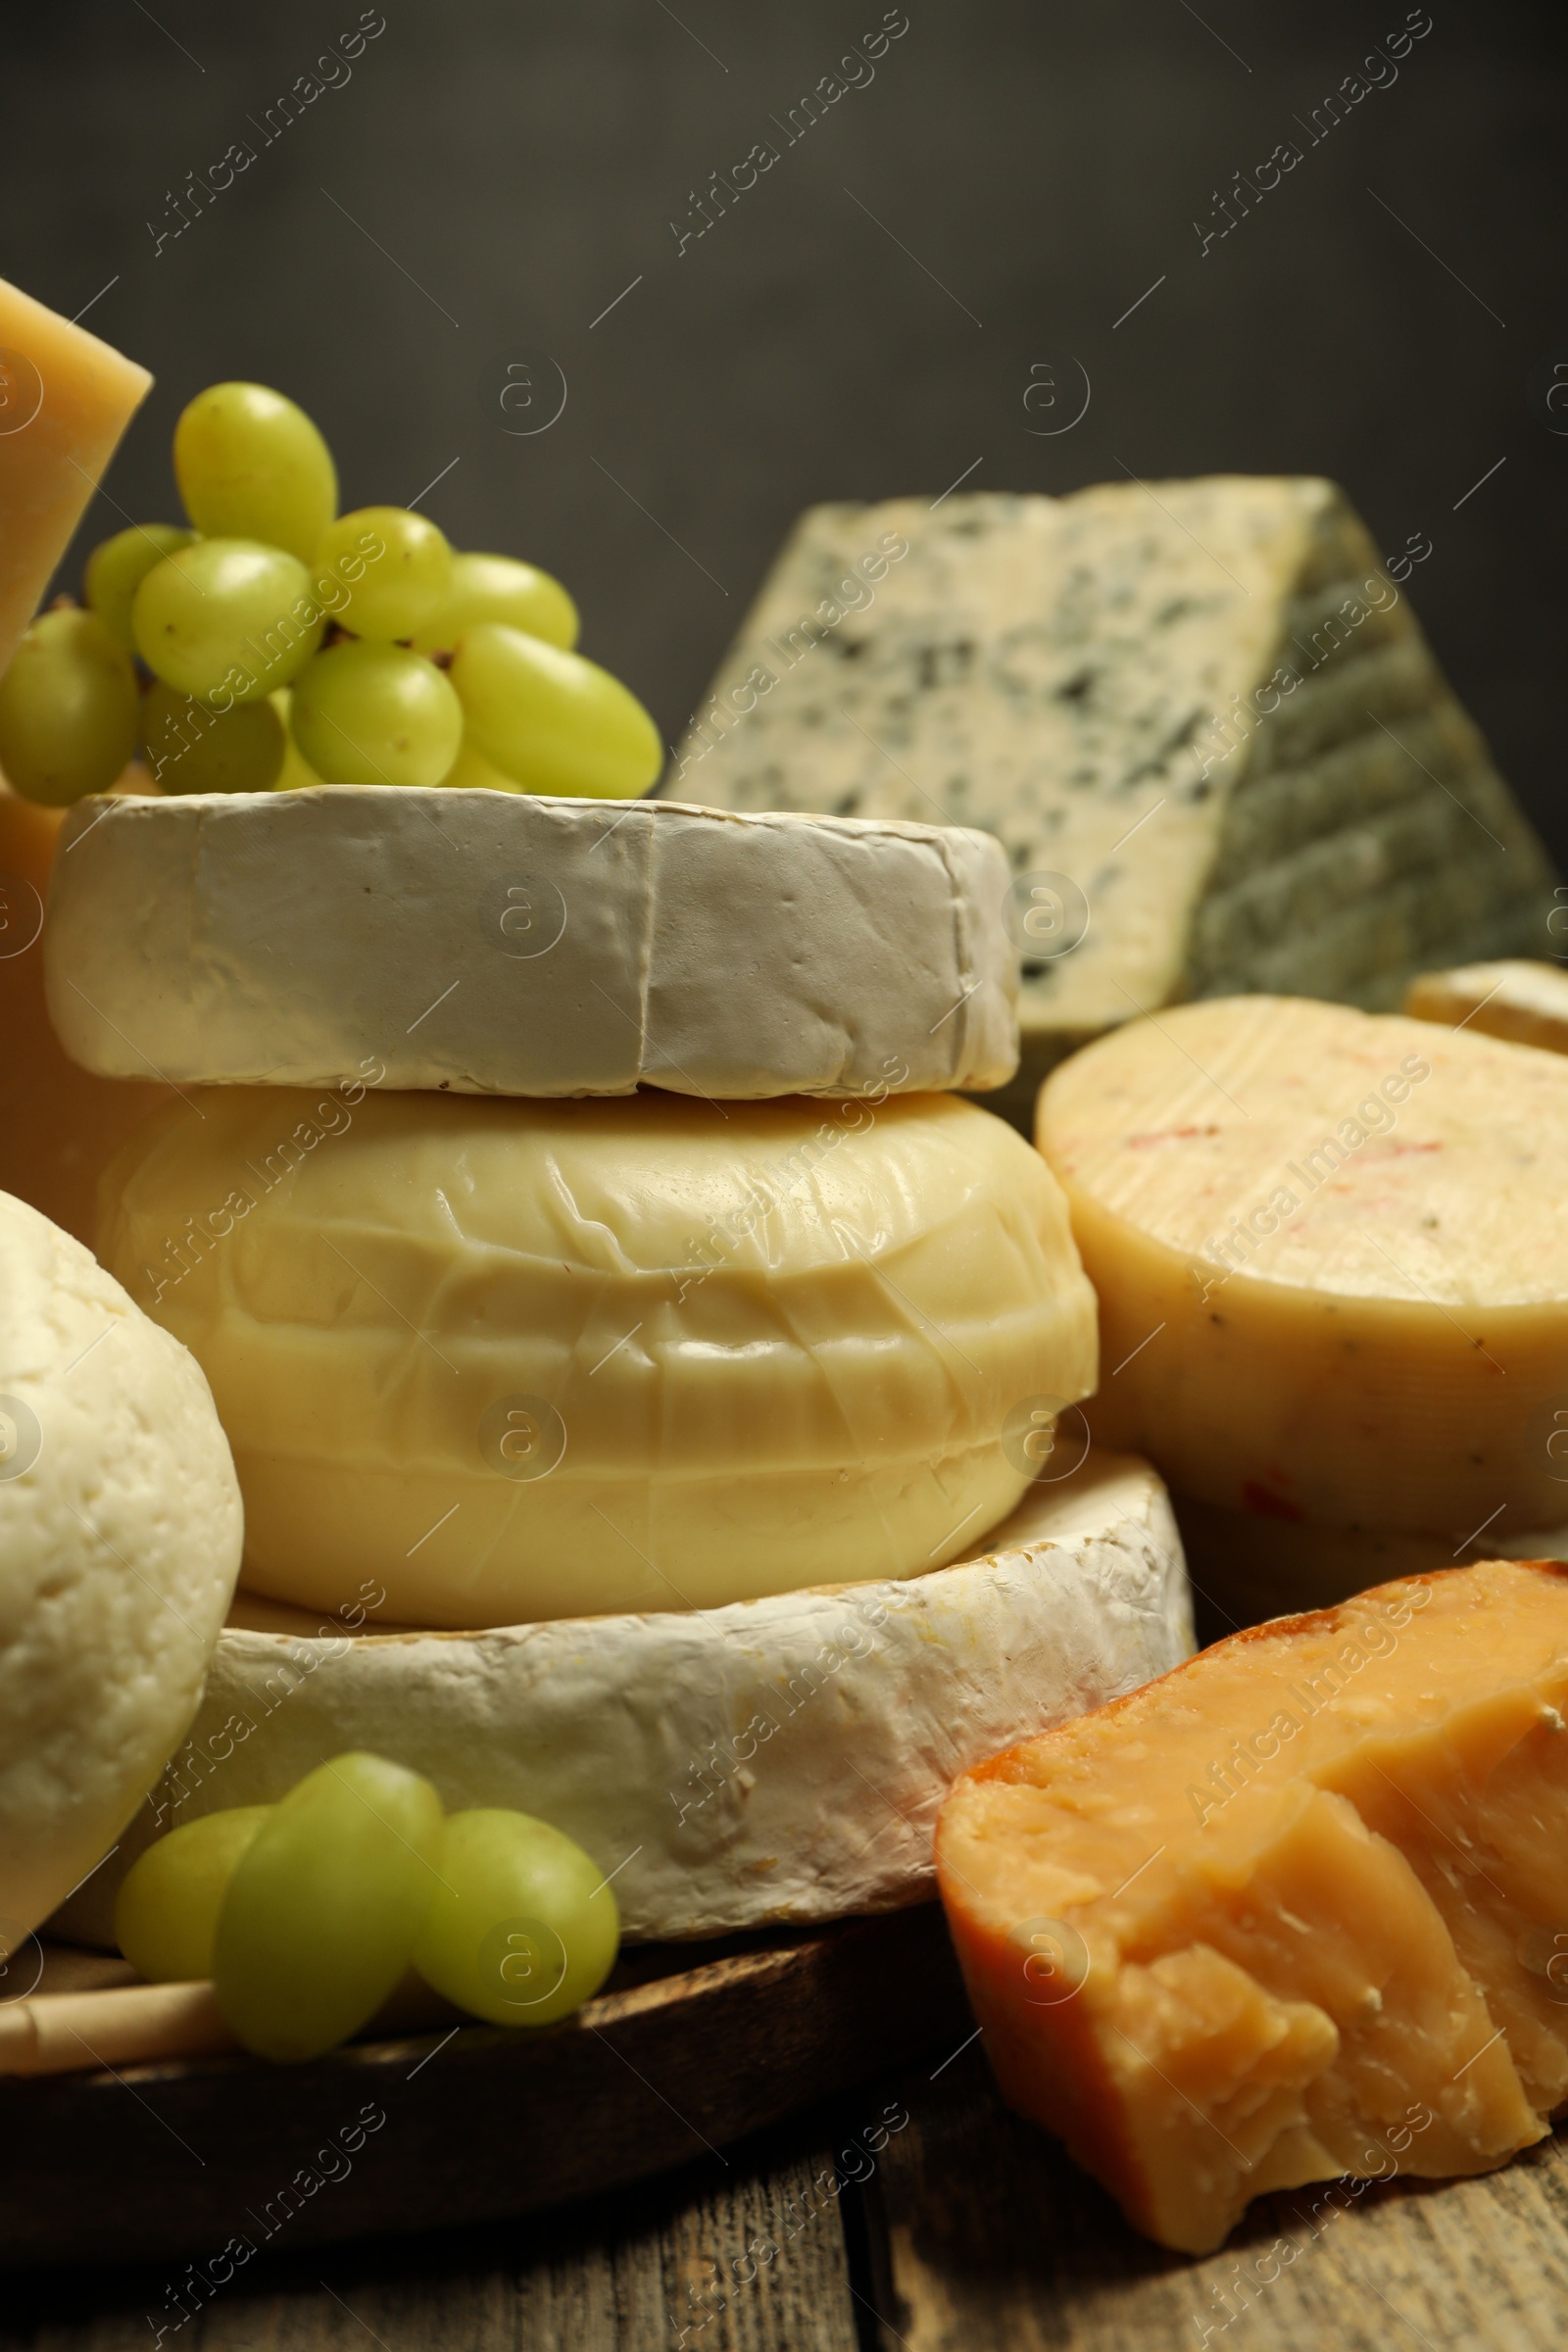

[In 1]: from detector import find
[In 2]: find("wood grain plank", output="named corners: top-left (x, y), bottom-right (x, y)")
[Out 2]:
top-left (3, 2124), bottom-right (865, 2352)
top-left (610, 2147), bottom-right (863, 2352)
top-left (854, 2044), bottom-right (1568, 2351)
top-left (0, 1909), bottom-right (966, 2270)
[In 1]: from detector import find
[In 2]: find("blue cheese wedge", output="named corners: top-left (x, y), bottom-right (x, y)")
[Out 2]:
top-left (670, 483), bottom-right (1556, 1119)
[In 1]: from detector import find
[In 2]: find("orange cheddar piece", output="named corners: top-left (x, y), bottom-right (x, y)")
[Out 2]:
top-left (0, 785), bottom-right (168, 1243)
top-left (0, 272), bottom-right (152, 676)
top-left (937, 1560), bottom-right (1568, 2253)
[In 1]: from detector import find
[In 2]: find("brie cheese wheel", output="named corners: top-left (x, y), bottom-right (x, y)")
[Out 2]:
top-left (0, 1188), bottom-right (242, 1936)
top-left (44, 786), bottom-right (1018, 1099)
top-left (1039, 995), bottom-right (1568, 1534)
top-left (51, 1452), bottom-right (1192, 1949)
top-left (97, 1085), bottom-right (1099, 1625)
top-left (1405, 959), bottom-right (1568, 1055)
top-left (671, 485), bottom-right (1555, 1124)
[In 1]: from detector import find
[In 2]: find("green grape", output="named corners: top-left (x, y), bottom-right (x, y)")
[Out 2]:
top-left (270, 689), bottom-right (328, 790)
top-left (142, 678), bottom-right (285, 795)
top-left (318, 506), bottom-right (452, 643)
top-left (114, 1807), bottom-right (271, 1982)
top-left (84, 524), bottom-right (197, 651)
top-left (173, 381), bottom-right (337, 564)
top-left (0, 609), bottom-right (139, 806)
top-left (448, 624), bottom-right (662, 800)
top-left (413, 1809), bottom-right (618, 2029)
top-left (132, 539), bottom-right (321, 704)
top-left (291, 640), bottom-right (463, 789)
top-left (213, 1750), bottom-right (444, 2062)
top-left (438, 729), bottom-right (522, 793)
top-left (412, 552), bottom-right (579, 656)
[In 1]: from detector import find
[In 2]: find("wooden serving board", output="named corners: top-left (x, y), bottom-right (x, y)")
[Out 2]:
top-left (0, 1907), bottom-right (969, 2270)
top-left (12, 1932), bottom-right (1568, 2347)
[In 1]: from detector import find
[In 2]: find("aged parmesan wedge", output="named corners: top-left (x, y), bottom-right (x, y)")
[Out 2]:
top-left (48, 1453), bottom-right (1193, 1951)
top-left (0, 274), bottom-right (152, 676)
top-left (0, 788), bottom-right (169, 1245)
top-left (670, 485), bottom-right (1554, 1122)
top-left (1038, 996), bottom-right (1568, 1536)
top-left (96, 1085), bottom-right (1097, 1624)
top-left (937, 1559), bottom-right (1568, 2255)
top-left (44, 786), bottom-right (1017, 1099)
top-left (1405, 958), bottom-right (1568, 1054)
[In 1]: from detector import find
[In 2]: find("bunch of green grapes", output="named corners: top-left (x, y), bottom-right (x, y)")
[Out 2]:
top-left (115, 1750), bottom-right (619, 2062)
top-left (0, 381), bottom-right (663, 808)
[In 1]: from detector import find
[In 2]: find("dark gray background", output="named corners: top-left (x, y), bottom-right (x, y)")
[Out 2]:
top-left (5, 0), bottom-right (1564, 852)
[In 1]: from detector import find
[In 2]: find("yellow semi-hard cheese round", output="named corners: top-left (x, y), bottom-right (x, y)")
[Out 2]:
top-left (1038, 995), bottom-right (1568, 1535)
top-left (98, 1086), bottom-right (1098, 1625)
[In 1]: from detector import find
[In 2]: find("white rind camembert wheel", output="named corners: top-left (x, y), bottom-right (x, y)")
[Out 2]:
top-left (52, 1452), bottom-right (1191, 1948)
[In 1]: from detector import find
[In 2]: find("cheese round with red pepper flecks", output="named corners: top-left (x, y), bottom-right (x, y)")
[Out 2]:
top-left (1038, 995), bottom-right (1568, 1536)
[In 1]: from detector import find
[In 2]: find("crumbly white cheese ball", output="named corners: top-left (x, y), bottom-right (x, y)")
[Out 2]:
top-left (96, 1087), bottom-right (1098, 1627)
top-left (0, 1189), bottom-right (242, 1935)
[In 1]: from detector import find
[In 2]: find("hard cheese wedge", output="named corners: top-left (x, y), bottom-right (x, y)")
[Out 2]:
top-left (0, 788), bottom-right (169, 1245)
top-left (0, 273), bottom-right (152, 675)
top-left (937, 1559), bottom-right (1568, 2254)
top-left (1038, 995), bottom-right (1568, 1536)
top-left (46, 787), bottom-right (1017, 1099)
top-left (51, 1451), bottom-right (1193, 1949)
top-left (670, 484), bottom-right (1554, 1121)
top-left (1405, 958), bottom-right (1568, 1054)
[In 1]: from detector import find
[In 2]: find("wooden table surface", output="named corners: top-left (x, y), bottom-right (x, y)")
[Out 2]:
top-left (10, 1988), bottom-right (1568, 2352)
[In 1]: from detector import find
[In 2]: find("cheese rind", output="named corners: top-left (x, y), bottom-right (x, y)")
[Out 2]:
top-left (1038, 996), bottom-right (1568, 1533)
top-left (937, 1559), bottom-right (1568, 2253)
top-left (49, 1453), bottom-right (1193, 1949)
top-left (0, 1188), bottom-right (242, 1936)
top-left (670, 484), bottom-right (1555, 1122)
top-left (96, 1085), bottom-right (1098, 1624)
top-left (0, 275), bottom-right (152, 677)
top-left (1404, 958), bottom-right (1568, 1054)
top-left (44, 786), bottom-right (1018, 1098)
